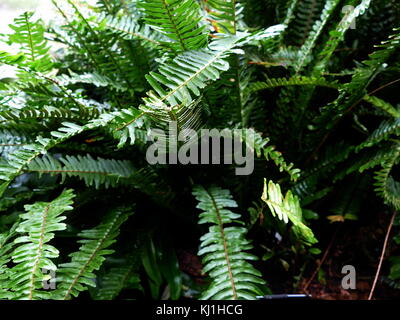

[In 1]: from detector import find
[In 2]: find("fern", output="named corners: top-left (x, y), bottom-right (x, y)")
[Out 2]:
top-left (295, 0), bottom-right (341, 71)
top-left (249, 76), bottom-right (339, 93)
top-left (53, 208), bottom-right (133, 300)
top-left (193, 185), bottom-right (265, 300)
top-left (7, 12), bottom-right (53, 72)
top-left (142, 35), bottom-right (245, 108)
top-left (139, 0), bottom-right (208, 52)
top-left (5, 189), bottom-right (75, 300)
top-left (27, 154), bottom-right (136, 189)
top-left (99, 14), bottom-right (169, 51)
top-left (357, 118), bottom-right (400, 150)
top-left (93, 261), bottom-right (142, 300)
top-left (363, 95), bottom-right (400, 118)
top-left (314, 0), bottom-right (373, 74)
top-left (373, 147), bottom-right (400, 210)
top-left (261, 179), bottom-right (317, 246)
top-left (0, 107), bottom-right (141, 196)
top-left (0, 0), bottom-right (399, 301)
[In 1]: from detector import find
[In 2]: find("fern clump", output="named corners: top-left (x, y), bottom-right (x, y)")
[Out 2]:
top-left (0, 0), bottom-right (399, 301)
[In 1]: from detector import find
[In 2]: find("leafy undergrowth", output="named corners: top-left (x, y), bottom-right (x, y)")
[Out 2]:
top-left (0, 0), bottom-right (399, 300)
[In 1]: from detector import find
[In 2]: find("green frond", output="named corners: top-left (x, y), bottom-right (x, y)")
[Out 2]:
top-left (0, 105), bottom-right (99, 123)
top-left (240, 129), bottom-right (301, 181)
top-left (93, 264), bottom-right (142, 300)
top-left (288, 0), bottom-right (324, 46)
top-left (142, 35), bottom-right (245, 109)
top-left (363, 95), bottom-right (400, 118)
top-left (314, 0), bottom-right (372, 74)
top-left (96, 0), bottom-right (128, 15)
top-left (0, 109), bottom-right (133, 196)
top-left (343, 143), bottom-right (400, 178)
top-left (139, 0), bottom-right (208, 52)
top-left (357, 118), bottom-right (400, 150)
top-left (6, 190), bottom-right (75, 300)
top-left (373, 148), bottom-right (400, 210)
top-left (282, 0), bottom-right (299, 27)
top-left (0, 222), bottom-right (19, 299)
top-left (27, 154), bottom-right (136, 189)
top-left (193, 185), bottom-right (265, 300)
top-left (108, 108), bottom-right (147, 148)
top-left (52, 0), bottom-right (141, 92)
top-left (99, 14), bottom-right (170, 50)
top-left (142, 98), bottom-right (203, 138)
top-left (53, 208), bottom-right (133, 300)
top-left (315, 27), bottom-right (400, 130)
top-left (7, 12), bottom-right (53, 72)
top-left (249, 76), bottom-right (339, 93)
top-left (0, 128), bottom-right (35, 159)
top-left (261, 179), bottom-right (317, 246)
top-left (56, 72), bottom-right (127, 92)
top-left (295, 0), bottom-right (341, 71)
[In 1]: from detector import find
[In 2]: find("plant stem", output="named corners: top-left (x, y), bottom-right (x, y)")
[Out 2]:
top-left (368, 210), bottom-right (397, 300)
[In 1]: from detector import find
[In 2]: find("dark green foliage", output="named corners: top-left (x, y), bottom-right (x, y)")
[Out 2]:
top-left (0, 0), bottom-right (399, 300)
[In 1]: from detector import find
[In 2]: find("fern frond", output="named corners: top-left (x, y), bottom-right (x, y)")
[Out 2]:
top-left (315, 27), bottom-right (400, 130)
top-left (0, 109), bottom-right (134, 196)
top-left (53, 208), bottom-right (133, 300)
top-left (363, 95), bottom-right (400, 118)
top-left (99, 14), bottom-right (170, 50)
top-left (52, 0), bottom-right (139, 93)
top-left (8, 12), bottom-right (53, 72)
top-left (139, 0), bottom-right (208, 52)
top-left (295, 0), bottom-right (341, 71)
top-left (0, 128), bottom-right (34, 159)
top-left (142, 35), bottom-right (244, 108)
top-left (249, 76), bottom-right (339, 93)
top-left (0, 222), bottom-right (19, 299)
top-left (109, 108), bottom-right (147, 148)
top-left (27, 154), bottom-right (136, 189)
top-left (289, 0), bottom-right (323, 46)
top-left (357, 118), bottom-right (400, 150)
top-left (0, 105), bottom-right (99, 123)
top-left (343, 143), bottom-right (400, 178)
top-left (193, 185), bottom-right (265, 300)
top-left (93, 254), bottom-right (142, 300)
top-left (261, 179), bottom-right (317, 246)
top-left (56, 72), bottom-right (127, 92)
top-left (7, 190), bottom-right (75, 300)
top-left (239, 129), bottom-right (301, 181)
top-left (373, 147), bottom-right (400, 210)
top-left (314, 0), bottom-right (372, 74)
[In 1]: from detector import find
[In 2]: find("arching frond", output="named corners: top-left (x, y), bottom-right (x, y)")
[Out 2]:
top-left (6, 190), bottom-right (75, 300)
top-left (193, 185), bottom-right (265, 300)
top-left (7, 12), bottom-right (53, 72)
top-left (53, 208), bottom-right (133, 300)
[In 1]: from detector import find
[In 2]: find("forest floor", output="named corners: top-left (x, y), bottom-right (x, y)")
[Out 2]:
top-left (297, 211), bottom-right (400, 300)
top-left (177, 211), bottom-right (400, 300)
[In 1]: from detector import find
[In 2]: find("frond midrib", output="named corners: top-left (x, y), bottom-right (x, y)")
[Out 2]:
top-left (206, 189), bottom-right (238, 300)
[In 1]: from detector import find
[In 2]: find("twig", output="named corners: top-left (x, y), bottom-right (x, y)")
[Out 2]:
top-left (368, 211), bottom-right (397, 300)
top-left (303, 228), bottom-right (338, 293)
